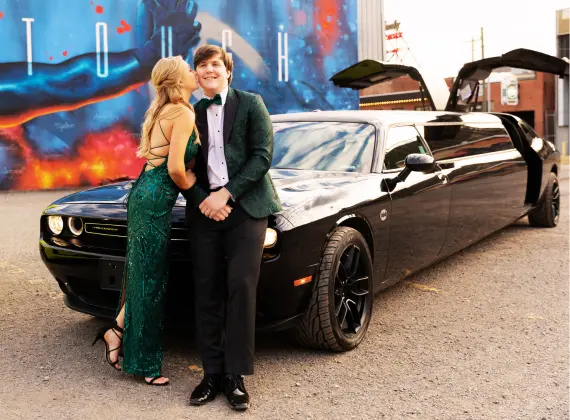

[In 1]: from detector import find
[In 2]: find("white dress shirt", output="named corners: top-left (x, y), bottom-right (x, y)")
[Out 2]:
top-left (205, 87), bottom-right (230, 190)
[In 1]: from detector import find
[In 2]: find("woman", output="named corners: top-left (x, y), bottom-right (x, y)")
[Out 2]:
top-left (92, 55), bottom-right (216, 385)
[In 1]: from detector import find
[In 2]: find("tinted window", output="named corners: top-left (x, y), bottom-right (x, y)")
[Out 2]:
top-left (419, 124), bottom-right (513, 160)
top-left (519, 121), bottom-right (539, 143)
top-left (383, 126), bottom-right (428, 171)
top-left (272, 122), bottom-right (375, 172)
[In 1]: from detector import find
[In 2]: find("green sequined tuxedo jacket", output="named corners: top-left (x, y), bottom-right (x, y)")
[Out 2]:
top-left (184, 88), bottom-right (282, 218)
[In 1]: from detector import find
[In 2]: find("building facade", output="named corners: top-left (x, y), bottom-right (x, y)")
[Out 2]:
top-left (360, 68), bottom-right (557, 140)
top-left (358, 0), bottom-right (384, 62)
top-left (555, 8), bottom-right (569, 153)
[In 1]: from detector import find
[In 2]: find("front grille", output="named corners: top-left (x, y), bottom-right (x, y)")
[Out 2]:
top-left (85, 223), bottom-right (127, 237)
top-left (42, 216), bottom-right (127, 255)
top-left (43, 214), bottom-right (277, 260)
top-left (42, 215), bottom-right (191, 256)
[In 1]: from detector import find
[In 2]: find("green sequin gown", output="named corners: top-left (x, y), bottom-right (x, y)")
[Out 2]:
top-left (119, 133), bottom-right (198, 377)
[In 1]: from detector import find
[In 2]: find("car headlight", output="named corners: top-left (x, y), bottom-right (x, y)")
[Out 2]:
top-left (47, 216), bottom-right (64, 235)
top-left (67, 217), bottom-right (84, 236)
top-left (264, 228), bottom-right (278, 248)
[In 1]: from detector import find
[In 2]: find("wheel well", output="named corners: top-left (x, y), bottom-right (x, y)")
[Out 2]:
top-left (336, 216), bottom-right (374, 259)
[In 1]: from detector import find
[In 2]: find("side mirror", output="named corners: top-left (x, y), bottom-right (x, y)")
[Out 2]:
top-left (404, 153), bottom-right (436, 173)
top-left (383, 154), bottom-right (436, 192)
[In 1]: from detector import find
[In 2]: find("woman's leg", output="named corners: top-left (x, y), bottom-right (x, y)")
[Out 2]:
top-left (102, 305), bottom-right (125, 367)
top-left (120, 242), bottom-right (170, 383)
top-left (118, 303), bottom-right (169, 384)
top-left (116, 304), bottom-right (125, 328)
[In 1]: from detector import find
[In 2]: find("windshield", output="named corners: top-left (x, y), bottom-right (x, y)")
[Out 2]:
top-left (272, 121), bottom-right (376, 173)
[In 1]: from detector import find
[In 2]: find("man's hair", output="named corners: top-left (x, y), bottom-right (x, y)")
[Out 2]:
top-left (193, 45), bottom-right (234, 85)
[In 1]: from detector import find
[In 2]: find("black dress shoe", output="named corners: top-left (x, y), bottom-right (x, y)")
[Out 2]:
top-left (189, 374), bottom-right (222, 406)
top-left (223, 374), bottom-right (250, 411)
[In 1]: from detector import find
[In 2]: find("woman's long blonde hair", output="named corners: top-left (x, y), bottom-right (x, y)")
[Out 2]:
top-left (137, 56), bottom-right (199, 159)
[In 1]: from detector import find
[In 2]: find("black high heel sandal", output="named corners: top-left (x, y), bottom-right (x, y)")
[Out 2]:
top-left (92, 323), bottom-right (124, 371)
top-left (145, 376), bottom-right (170, 386)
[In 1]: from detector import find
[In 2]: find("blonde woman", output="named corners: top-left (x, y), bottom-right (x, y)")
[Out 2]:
top-left (92, 56), bottom-right (225, 385)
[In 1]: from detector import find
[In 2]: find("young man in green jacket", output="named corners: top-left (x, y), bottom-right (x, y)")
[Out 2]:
top-left (182, 45), bottom-right (282, 411)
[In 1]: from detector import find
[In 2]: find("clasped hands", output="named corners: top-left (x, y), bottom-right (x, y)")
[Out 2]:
top-left (199, 188), bottom-right (232, 222)
top-left (185, 168), bottom-right (232, 222)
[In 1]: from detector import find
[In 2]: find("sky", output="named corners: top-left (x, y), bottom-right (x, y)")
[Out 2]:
top-left (383, 0), bottom-right (569, 77)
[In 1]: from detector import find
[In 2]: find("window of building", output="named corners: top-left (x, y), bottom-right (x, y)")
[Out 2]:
top-left (557, 34), bottom-right (569, 59)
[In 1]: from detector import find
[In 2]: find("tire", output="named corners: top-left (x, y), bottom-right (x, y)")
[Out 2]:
top-left (529, 172), bottom-right (560, 228)
top-left (294, 227), bottom-right (373, 351)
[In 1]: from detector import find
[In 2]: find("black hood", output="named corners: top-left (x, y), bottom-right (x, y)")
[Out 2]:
top-left (50, 169), bottom-right (388, 228)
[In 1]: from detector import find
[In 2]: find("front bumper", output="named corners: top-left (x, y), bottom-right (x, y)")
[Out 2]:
top-left (39, 237), bottom-right (316, 332)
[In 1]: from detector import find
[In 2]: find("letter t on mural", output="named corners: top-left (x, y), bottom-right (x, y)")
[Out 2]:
top-left (95, 22), bottom-right (109, 77)
top-left (22, 18), bottom-right (34, 76)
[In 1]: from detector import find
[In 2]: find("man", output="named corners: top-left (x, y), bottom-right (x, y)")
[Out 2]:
top-left (182, 45), bottom-right (282, 411)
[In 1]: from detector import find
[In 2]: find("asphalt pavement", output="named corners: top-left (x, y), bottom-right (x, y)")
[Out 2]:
top-left (0, 169), bottom-right (568, 420)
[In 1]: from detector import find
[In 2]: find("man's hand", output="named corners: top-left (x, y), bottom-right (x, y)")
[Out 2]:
top-left (199, 188), bottom-right (231, 219)
top-left (211, 205), bottom-right (232, 222)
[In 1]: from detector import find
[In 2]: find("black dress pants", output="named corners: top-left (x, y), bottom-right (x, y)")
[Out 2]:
top-left (188, 211), bottom-right (267, 375)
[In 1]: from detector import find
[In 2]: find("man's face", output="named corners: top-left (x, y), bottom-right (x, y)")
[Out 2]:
top-left (195, 54), bottom-right (231, 95)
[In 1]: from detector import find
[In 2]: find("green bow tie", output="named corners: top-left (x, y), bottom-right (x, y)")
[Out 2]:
top-left (195, 94), bottom-right (222, 111)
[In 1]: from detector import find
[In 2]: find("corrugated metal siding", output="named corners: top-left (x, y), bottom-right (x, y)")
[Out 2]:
top-left (358, 0), bottom-right (384, 62)
top-left (556, 8), bottom-right (569, 36)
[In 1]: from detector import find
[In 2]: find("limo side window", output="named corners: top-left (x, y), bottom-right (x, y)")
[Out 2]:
top-left (383, 125), bottom-right (429, 171)
top-left (418, 124), bottom-right (513, 160)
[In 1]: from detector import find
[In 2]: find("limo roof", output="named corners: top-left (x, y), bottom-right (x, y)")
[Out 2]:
top-left (271, 110), bottom-right (505, 128)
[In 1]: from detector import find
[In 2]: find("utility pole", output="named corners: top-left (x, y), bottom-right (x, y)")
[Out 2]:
top-left (480, 27), bottom-right (484, 59)
top-left (467, 27), bottom-right (487, 111)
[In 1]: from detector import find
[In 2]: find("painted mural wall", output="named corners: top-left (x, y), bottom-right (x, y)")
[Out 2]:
top-left (0, 0), bottom-right (358, 190)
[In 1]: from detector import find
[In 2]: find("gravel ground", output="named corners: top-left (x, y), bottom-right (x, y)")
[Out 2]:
top-left (0, 170), bottom-right (568, 420)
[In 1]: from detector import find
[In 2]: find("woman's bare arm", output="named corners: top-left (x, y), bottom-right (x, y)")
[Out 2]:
top-left (167, 106), bottom-right (196, 190)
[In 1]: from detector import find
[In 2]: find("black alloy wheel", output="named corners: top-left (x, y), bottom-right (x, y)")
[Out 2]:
top-left (529, 172), bottom-right (560, 228)
top-left (295, 227), bottom-right (373, 351)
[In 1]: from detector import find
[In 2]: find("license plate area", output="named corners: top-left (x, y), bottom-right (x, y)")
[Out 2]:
top-left (100, 259), bottom-right (124, 291)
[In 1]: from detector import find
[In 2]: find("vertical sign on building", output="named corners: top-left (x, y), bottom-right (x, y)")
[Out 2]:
top-left (501, 74), bottom-right (519, 106)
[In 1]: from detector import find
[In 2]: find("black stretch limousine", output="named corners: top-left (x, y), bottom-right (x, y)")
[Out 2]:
top-left (39, 48), bottom-right (567, 351)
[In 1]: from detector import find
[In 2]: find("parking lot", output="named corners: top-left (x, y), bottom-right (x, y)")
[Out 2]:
top-left (0, 172), bottom-right (568, 420)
